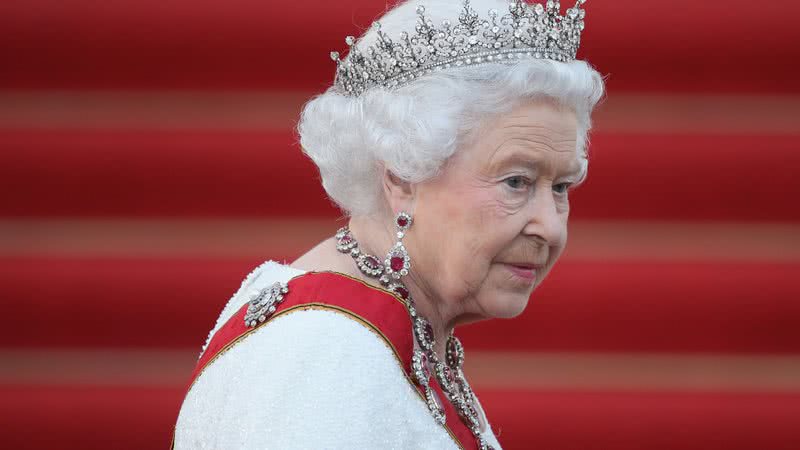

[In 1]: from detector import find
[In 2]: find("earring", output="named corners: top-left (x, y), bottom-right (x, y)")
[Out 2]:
top-left (381, 211), bottom-right (412, 300)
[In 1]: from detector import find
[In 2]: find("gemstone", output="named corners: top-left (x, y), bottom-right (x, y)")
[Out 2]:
top-left (394, 286), bottom-right (409, 299)
top-left (365, 256), bottom-right (380, 268)
top-left (397, 216), bottom-right (408, 227)
top-left (468, 403), bottom-right (478, 417)
top-left (456, 376), bottom-right (470, 394)
top-left (412, 350), bottom-right (430, 384)
top-left (446, 336), bottom-right (464, 368)
top-left (340, 235), bottom-right (352, 244)
top-left (435, 362), bottom-right (457, 394)
top-left (425, 387), bottom-right (445, 425)
top-left (421, 364), bottom-right (431, 380)
top-left (416, 317), bottom-right (435, 350)
top-left (390, 256), bottom-right (404, 271)
top-left (444, 366), bottom-right (455, 384)
top-left (422, 322), bottom-right (434, 343)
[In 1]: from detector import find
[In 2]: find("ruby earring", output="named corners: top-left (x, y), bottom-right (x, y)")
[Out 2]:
top-left (380, 211), bottom-right (413, 299)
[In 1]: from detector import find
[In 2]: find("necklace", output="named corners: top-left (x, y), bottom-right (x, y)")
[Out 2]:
top-left (335, 226), bottom-right (494, 450)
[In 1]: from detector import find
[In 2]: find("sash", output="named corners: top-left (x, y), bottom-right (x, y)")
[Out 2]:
top-left (171, 271), bottom-right (477, 450)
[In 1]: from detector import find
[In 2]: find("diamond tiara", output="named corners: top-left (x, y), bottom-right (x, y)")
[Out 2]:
top-left (330, 0), bottom-right (588, 97)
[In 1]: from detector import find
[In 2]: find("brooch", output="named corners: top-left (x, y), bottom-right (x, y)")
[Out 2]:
top-left (244, 282), bottom-right (289, 328)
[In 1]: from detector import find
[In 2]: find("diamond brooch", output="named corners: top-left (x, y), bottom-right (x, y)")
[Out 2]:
top-left (244, 282), bottom-right (289, 328)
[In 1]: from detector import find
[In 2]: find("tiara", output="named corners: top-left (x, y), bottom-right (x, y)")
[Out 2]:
top-left (330, 0), bottom-right (588, 97)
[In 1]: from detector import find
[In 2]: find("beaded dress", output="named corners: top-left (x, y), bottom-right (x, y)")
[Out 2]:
top-left (171, 260), bottom-right (502, 449)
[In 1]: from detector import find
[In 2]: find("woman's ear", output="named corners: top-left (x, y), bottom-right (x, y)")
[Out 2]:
top-left (381, 167), bottom-right (415, 214)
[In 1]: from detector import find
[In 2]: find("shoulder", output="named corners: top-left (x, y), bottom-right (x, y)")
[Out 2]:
top-left (175, 287), bottom-right (458, 449)
top-left (191, 268), bottom-right (416, 391)
top-left (198, 260), bottom-right (306, 359)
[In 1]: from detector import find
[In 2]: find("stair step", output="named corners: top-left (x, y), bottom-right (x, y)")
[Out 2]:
top-left (2, 130), bottom-right (798, 221)
top-left (2, 385), bottom-right (798, 450)
top-left (2, 257), bottom-right (798, 352)
top-left (1, 385), bottom-right (181, 450)
top-left (480, 389), bottom-right (800, 450)
top-left (0, 0), bottom-right (796, 92)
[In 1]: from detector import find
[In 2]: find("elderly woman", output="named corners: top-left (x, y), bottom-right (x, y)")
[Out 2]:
top-left (173, 0), bottom-right (604, 449)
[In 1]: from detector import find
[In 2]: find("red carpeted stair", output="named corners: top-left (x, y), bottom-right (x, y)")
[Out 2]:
top-left (1, 257), bottom-right (799, 354)
top-left (2, 130), bottom-right (800, 221)
top-left (1, 0), bottom-right (799, 449)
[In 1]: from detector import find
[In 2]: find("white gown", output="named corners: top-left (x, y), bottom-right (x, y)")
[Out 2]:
top-left (173, 261), bottom-right (502, 449)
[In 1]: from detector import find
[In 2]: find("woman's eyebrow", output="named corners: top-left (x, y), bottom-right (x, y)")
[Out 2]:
top-left (490, 148), bottom-right (583, 176)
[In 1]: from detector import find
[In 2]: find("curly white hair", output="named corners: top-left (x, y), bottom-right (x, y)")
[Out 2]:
top-left (297, 0), bottom-right (607, 216)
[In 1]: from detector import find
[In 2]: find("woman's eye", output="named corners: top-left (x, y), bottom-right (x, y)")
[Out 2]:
top-left (503, 176), bottom-right (529, 190)
top-left (553, 182), bottom-right (572, 194)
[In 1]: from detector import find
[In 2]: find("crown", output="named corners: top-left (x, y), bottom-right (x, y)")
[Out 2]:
top-left (330, 0), bottom-right (588, 97)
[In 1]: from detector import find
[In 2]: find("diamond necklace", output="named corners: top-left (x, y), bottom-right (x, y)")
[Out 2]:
top-left (335, 226), bottom-right (494, 449)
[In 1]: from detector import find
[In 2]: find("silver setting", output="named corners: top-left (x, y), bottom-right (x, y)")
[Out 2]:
top-left (395, 211), bottom-right (413, 231)
top-left (331, 0), bottom-right (589, 96)
top-left (414, 316), bottom-right (435, 352)
top-left (411, 348), bottom-right (431, 386)
top-left (243, 282), bottom-right (289, 328)
top-left (334, 226), bottom-right (357, 253)
top-left (478, 436), bottom-right (496, 450)
top-left (384, 241), bottom-right (411, 279)
top-left (446, 335), bottom-right (465, 368)
top-left (355, 253), bottom-right (384, 277)
top-left (387, 282), bottom-right (410, 300)
top-left (336, 226), bottom-right (386, 278)
top-left (424, 387), bottom-right (447, 425)
top-left (434, 361), bottom-right (457, 394)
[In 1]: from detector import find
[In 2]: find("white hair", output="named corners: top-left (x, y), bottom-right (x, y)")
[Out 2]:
top-left (297, 0), bottom-right (607, 216)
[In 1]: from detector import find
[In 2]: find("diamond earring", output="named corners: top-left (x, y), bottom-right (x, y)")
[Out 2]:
top-left (381, 211), bottom-right (413, 299)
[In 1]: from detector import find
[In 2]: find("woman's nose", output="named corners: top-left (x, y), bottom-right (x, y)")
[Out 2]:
top-left (522, 186), bottom-right (565, 246)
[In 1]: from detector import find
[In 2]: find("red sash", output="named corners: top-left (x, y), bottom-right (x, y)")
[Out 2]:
top-left (171, 271), bottom-right (477, 450)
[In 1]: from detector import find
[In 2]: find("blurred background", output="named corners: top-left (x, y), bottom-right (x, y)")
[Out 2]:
top-left (1, 0), bottom-right (799, 448)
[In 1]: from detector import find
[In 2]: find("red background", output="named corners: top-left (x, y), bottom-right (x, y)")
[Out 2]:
top-left (1, 1), bottom-right (799, 449)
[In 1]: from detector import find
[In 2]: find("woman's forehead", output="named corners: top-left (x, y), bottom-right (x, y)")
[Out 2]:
top-left (496, 102), bottom-right (577, 135)
top-left (473, 106), bottom-right (579, 165)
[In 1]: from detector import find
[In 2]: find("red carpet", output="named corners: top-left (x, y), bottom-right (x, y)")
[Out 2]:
top-left (1, 0), bottom-right (798, 449)
top-left (2, 130), bottom-right (799, 221)
top-left (1, 257), bottom-right (798, 353)
top-left (2, 386), bottom-right (798, 450)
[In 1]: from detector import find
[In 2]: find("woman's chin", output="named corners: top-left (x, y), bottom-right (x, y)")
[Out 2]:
top-left (482, 291), bottom-right (531, 319)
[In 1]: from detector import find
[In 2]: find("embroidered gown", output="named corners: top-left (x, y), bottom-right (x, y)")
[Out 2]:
top-left (172, 260), bottom-right (502, 449)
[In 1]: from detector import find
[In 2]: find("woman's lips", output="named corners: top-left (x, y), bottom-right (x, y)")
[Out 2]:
top-left (503, 263), bottom-right (538, 282)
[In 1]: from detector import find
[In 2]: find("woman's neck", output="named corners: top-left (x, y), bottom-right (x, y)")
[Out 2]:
top-left (347, 215), bottom-right (454, 360)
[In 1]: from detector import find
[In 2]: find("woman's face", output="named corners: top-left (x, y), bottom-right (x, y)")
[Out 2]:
top-left (406, 99), bottom-right (583, 322)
